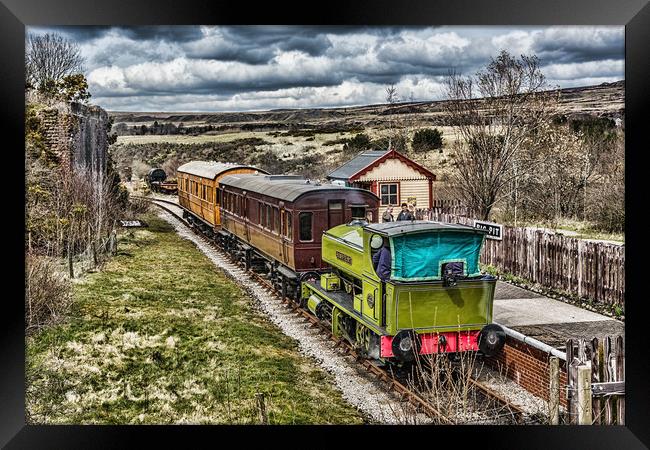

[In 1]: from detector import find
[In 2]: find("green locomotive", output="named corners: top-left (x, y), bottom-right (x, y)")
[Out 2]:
top-left (301, 220), bottom-right (505, 363)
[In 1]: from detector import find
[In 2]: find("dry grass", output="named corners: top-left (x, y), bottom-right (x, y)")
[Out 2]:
top-left (26, 215), bottom-right (365, 424)
top-left (25, 254), bottom-right (73, 334)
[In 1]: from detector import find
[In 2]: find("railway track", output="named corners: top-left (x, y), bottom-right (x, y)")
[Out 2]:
top-left (142, 196), bottom-right (531, 424)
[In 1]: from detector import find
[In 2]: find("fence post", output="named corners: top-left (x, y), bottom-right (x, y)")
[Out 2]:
top-left (566, 339), bottom-right (578, 424)
top-left (256, 392), bottom-right (268, 424)
top-left (577, 364), bottom-right (592, 425)
top-left (68, 246), bottom-right (74, 279)
top-left (604, 336), bottom-right (613, 424)
top-left (591, 338), bottom-right (602, 424)
top-left (615, 336), bottom-right (625, 425)
top-left (549, 356), bottom-right (560, 425)
top-left (109, 229), bottom-right (118, 255)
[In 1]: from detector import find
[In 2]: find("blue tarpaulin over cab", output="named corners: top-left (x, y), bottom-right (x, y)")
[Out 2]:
top-left (390, 231), bottom-right (484, 281)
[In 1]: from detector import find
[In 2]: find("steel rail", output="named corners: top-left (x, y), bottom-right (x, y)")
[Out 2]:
top-left (144, 198), bottom-right (530, 424)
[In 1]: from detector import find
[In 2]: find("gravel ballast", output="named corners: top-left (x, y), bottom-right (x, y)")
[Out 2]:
top-left (156, 206), bottom-right (550, 425)
top-left (158, 209), bottom-right (426, 424)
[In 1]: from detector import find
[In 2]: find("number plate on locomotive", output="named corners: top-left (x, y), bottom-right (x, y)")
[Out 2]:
top-left (335, 251), bottom-right (352, 265)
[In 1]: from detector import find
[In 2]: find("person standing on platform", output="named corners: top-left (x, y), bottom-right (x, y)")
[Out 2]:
top-left (382, 206), bottom-right (394, 222)
top-left (396, 203), bottom-right (414, 221)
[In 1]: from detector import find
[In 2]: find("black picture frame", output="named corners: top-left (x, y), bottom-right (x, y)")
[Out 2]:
top-left (2, 0), bottom-right (648, 447)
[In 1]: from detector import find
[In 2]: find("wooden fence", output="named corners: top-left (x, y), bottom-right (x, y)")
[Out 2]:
top-left (416, 209), bottom-right (625, 307)
top-left (429, 199), bottom-right (468, 216)
top-left (563, 336), bottom-right (625, 425)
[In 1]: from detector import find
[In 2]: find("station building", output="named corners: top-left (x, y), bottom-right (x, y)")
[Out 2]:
top-left (327, 149), bottom-right (436, 219)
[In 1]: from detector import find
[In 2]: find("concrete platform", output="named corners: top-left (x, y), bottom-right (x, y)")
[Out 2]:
top-left (492, 281), bottom-right (624, 348)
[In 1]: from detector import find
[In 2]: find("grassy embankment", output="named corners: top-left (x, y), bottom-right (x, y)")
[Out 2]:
top-left (26, 215), bottom-right (365, 424)
top-left (112, 124), bottom-right (456, 183)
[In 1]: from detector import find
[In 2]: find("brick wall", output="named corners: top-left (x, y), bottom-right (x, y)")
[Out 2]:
top-left (37, 100), bottom-right (109, 176)
top-left (485, 336), bottom-right (569, 408)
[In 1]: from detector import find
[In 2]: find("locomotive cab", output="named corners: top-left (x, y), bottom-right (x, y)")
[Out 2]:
top-left (302, 220), bottom-right (505, 363)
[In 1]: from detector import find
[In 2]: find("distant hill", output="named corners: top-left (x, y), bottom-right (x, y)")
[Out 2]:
top-left (109, 80), bottom-right (624, 129)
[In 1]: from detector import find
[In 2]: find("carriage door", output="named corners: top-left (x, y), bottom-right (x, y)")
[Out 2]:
top-left (328, 200), bottom-right (345, 229)
top-left (280, 205), bottom-right (289, 264)
top-left (243, 192), bottom-right (250, 242)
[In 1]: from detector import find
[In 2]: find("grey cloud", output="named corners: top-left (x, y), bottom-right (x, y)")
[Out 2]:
top-left (34, 25), bottom-right (203, 43)
top-left (31, 25), bottom-right (624, 111)
top-left (532, 27), bottom-right (624, 64)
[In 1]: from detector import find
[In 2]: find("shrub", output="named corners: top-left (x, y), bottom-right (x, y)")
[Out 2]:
top-left (369, 134), bottom-right (407, 152)
top-left (25, 254), bottom-right (72, 334)
top-left (412, 128), bottom-right (444, 152)
top-left (342, 133), bottom-right (372, 155)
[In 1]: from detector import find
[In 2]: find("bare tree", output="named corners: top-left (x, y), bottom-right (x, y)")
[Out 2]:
top-left (444, 51), bottom-right (559, 220)
top-left (26, 32), bottom-right (85, 89)
top-left (385, 84), bottom-right (399, 149)
top-left (383, 84), bottom-right (411, 153)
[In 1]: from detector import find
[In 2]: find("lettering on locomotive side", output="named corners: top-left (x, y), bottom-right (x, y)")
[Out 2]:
top-left (336, 251), bottom-right (352, 265)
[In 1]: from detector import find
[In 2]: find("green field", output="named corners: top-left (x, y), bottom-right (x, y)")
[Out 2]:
top-left (26, 215), bottom-right (365, 424)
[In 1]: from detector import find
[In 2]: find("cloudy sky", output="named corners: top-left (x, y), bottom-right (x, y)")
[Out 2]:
top-left (28, 26), bottom-right (624, 112)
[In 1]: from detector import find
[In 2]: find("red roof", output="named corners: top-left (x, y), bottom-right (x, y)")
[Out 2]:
top-left (348, 149), bottom-right (436, 181)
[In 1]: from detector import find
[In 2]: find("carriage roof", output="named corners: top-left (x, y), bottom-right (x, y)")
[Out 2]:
top-left (177, 161), bottom-right (266, 180)
top-left (219, 173), bottom-right (380, 203)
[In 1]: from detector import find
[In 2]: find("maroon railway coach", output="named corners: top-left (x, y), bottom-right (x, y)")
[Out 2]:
top-left (217, 173), bottom-right (380, 297)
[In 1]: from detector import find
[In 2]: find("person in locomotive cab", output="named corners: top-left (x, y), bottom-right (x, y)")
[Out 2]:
top-left (396, 203), bottom-right (414, 221)
top-left (372, 237), bottom-right (392, 282)
top-left (382, 206), bottom-right (394, 222)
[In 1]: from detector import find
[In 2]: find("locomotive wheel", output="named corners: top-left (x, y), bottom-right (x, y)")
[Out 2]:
top-left (300, 271), bottom-right (320, 284)
top-left (391, 330), bottom-right (421, 363)
top-left (296, 272), bottom-right (319, 308)
top-left (478, 324), bottom-right (506, 357)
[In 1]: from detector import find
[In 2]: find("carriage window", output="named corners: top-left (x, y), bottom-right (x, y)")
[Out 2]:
top-left (260, 204), bottom-right (265, 226)
top-left (351, 206), bottom-right (366, 220)
top-left (216, 188), bottom-right (221, 205)
top-left (299, 212), bottom-right (312, 241)
top-left (380, 183), bottom-right (398, 205)
top-left (266, 205), bottom-right (271, 229)
top-left (274, 208), bottom-right (280, 233)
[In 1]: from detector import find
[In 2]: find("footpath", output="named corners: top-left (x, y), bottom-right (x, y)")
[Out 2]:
top-left (493, 281), bottom-right (624, 348)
